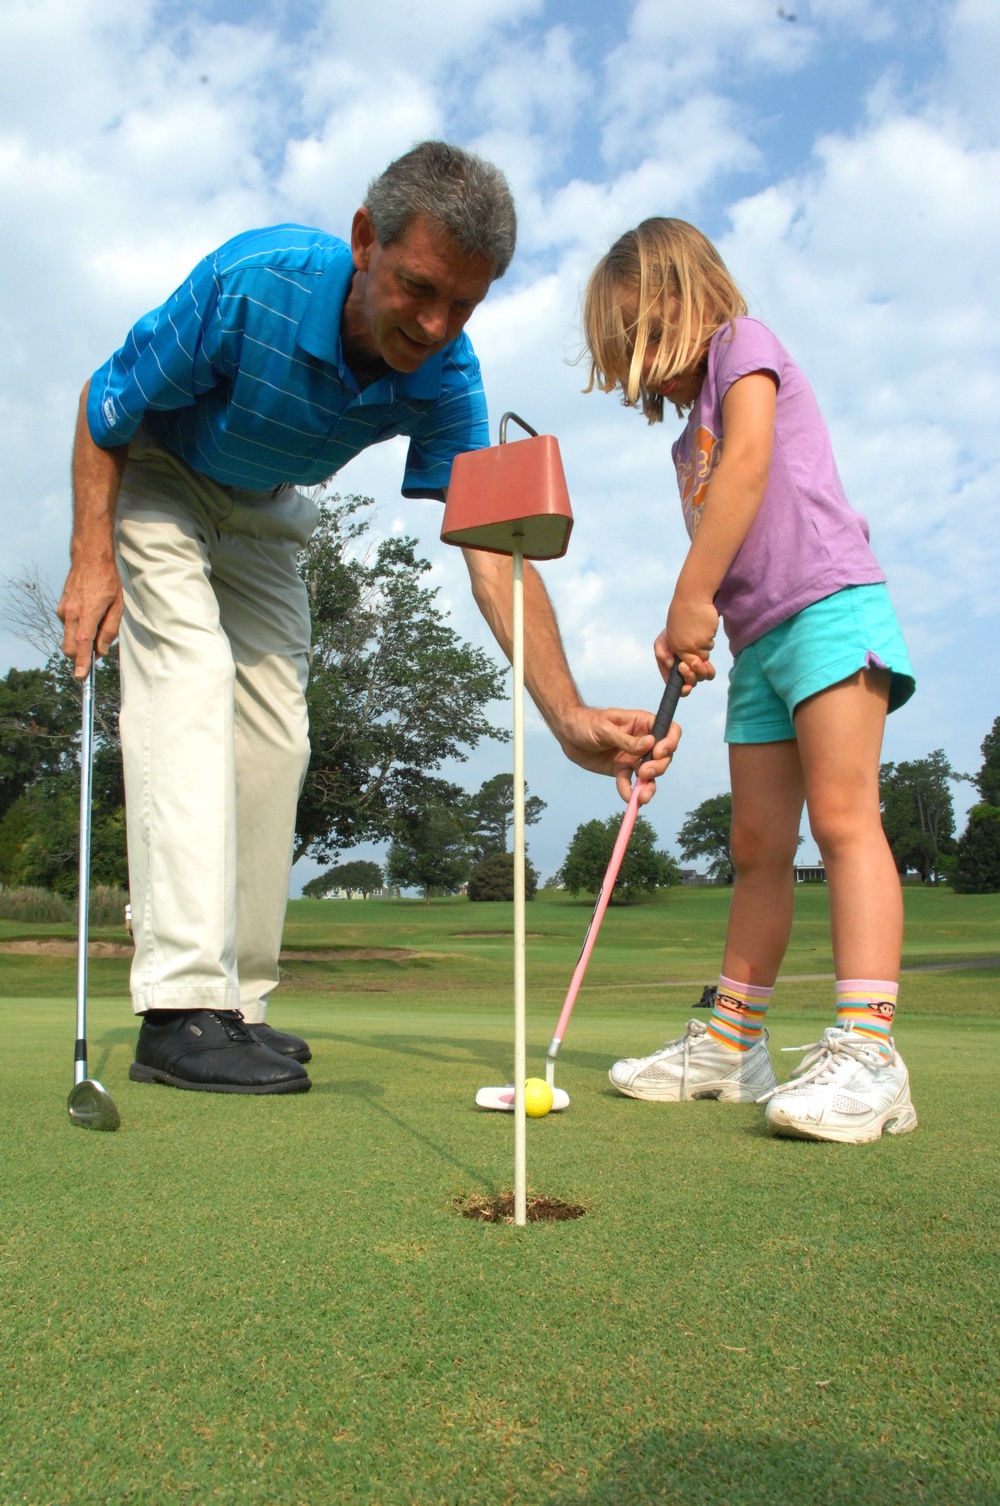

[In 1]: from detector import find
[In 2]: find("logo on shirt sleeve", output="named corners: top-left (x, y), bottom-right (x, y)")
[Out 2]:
top-left (102, 397), bottom-right (118, 428)
top-left (676, 425), bottom-right (721, 535)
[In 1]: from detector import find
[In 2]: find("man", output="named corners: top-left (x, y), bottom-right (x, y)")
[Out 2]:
top-left (57, 141), bottom-right (675, 1096)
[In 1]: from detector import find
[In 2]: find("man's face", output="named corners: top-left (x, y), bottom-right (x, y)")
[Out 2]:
top-left (344, 208), bottom-right (495, 375)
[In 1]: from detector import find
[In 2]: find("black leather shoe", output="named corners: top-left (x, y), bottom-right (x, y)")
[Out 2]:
top-left (129, 1010), bottom-right (312, 1094)
top-left (247, 1022), bottom-right (312, 1063)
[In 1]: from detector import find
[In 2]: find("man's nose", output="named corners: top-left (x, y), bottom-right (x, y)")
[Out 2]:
top-left (416, 302), bottom-right (450, 342)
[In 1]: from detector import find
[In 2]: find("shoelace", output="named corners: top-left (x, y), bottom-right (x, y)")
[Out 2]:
top-left (756, 1027), bottom-right (882, 1104)
top-left (206, 1009), bottom-right (255, 1043)
top-left (647, 1019), bottom-right (708, 1099)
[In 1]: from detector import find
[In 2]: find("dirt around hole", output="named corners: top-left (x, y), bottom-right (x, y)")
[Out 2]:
top-left (454, 1192), bottom-right (587, 1223)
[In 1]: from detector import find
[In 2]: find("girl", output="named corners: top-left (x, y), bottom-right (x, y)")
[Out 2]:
top-left (583, 218), bottom-right (917, 1144)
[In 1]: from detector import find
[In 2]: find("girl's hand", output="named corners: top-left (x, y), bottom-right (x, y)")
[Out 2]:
top-left (653, 632), bottom-right (715, 691)
top-left (656, 595), bottom-right (719, 688)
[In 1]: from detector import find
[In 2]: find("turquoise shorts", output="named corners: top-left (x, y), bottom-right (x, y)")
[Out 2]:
top-left (725, 584), bottom-right (916, 744)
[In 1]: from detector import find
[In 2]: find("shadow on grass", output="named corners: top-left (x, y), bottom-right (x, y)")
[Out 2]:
top-left (549, 1426), bottom-right (994, 1505)
top-left (87, 1026), bottom-right (136, 1082)
top-left (303, 1028), bottom-right (526, 1072)
top-left (315, 1075), bottom-right (498, 1194)
top-left (306, 1029), bottom-right (661, 1080)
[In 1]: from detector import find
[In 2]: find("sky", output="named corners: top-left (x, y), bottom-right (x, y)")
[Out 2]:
top-left (2, 0), bottom-right (997, 890)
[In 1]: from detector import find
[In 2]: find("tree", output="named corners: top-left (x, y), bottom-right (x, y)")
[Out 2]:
top-left (386, 780), bottom-right (472, 903)
top-left (0, 771), bottom-right (128, 895)
top-left (0, 573), bottom-right (128, 895)
top-left (973, 717), bottom-right (1000, 806)
top-left (294, 496), bottom-right (508, 865)
top-left (0, 665), bottom-right (79, 820)
top-left (466, 773), bottom-right (546, 862)
top-left (302, 860), bottom-right (384, 898)
top-left (677, 794), bottom-right (734, 884)
top-left (467, 850), bottom-right (539, 902)
top-left (879, 751), bottom-right (961, 883)
top-left (561, 813), bottom-right (680, 902)
top-left (950, 804), bottom-right (1000, 894)
top-left (947, 719), bottom-right (1000, 894)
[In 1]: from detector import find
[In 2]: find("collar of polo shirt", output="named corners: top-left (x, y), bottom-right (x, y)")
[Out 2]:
top-left (295, 238), bottom-right (446, 400)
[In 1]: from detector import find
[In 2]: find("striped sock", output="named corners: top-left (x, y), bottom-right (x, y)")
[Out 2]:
top-left (706, 976), bottom-right (773, 1053)
top-left (835, 980), bottom-right (897, 1059)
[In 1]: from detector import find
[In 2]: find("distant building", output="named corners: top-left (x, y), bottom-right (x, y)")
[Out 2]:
top-left (793, 864), bottom-right (827, 883)
top-left (679, 869), bottom-right (711, 886)
top-left (318, 886), bottom-right (393, 900)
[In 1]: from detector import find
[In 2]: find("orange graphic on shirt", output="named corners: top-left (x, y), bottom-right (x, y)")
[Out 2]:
top-left (676, 425), bottom-right (721, 534)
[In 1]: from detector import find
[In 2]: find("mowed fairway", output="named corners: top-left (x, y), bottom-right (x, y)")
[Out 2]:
top-left (1, 886), bottom-right (997, 1505)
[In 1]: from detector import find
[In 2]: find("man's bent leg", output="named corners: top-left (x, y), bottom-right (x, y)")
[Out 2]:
top-left (210, 501), bottom-right (314, 1023)
top-left (116, 484), bottom-right (241, 1014)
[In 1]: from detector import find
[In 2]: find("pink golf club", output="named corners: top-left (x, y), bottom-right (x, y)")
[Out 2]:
top-left (543, 663), bottom-right (686, 1089)
top-left (475, 662), bottom-right (687, 1113)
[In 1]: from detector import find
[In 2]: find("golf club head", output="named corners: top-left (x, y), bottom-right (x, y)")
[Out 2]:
top-left (67, 1078), bottom-right (121, 1132)
top-left (475, 1084), bottom-right (570, 1112)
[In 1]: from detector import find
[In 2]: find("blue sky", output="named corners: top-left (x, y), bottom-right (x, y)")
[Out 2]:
top-left (1, 0), bottom-right (997, 888)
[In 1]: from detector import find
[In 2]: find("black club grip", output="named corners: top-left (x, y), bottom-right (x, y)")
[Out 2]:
top-left (649, 663), bottom-right (686, 745)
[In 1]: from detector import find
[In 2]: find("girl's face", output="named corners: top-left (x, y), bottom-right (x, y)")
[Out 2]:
top-left (638, 298), bottom-right (707, 408)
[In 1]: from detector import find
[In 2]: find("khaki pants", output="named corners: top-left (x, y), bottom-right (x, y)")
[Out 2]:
top-left (115, 429), bottom-right (319, 1019)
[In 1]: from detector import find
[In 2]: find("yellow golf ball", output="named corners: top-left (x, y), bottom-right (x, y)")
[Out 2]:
top-left (524, 1077), bottom-right (554, 1117)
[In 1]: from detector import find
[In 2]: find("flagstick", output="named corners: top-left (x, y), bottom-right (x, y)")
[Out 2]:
top-left (512, 537), bottom-right (527, 1227)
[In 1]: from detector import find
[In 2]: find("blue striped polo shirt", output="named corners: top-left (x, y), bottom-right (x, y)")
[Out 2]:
top-left (87, 224), bottom-right (490, 496)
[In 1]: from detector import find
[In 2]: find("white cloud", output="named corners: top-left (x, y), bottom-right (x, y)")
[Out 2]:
top-left (0, 0), bottom-right (997, 881)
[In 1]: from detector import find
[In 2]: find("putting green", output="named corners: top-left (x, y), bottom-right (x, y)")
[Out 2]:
top-left (1, 886), bottom-right (997, 1504)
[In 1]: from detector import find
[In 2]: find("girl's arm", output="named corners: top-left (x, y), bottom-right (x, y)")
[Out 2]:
top-left (662, 370), bottom-right (777, 671)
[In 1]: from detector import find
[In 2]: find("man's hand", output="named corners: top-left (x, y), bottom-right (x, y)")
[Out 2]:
top-left (553, 704), bottom-right (681, 806)
top-left (58, 381), bottom-right (129, 677)
top-left (57, 557), bottom-right (124, 679)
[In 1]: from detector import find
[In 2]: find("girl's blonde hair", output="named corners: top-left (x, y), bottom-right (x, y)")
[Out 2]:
top-left (583, 218), bottom-right (747, 423)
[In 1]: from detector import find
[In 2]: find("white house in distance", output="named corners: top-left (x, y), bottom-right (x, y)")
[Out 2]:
top-left (318, 887), bottom-right (394, 900)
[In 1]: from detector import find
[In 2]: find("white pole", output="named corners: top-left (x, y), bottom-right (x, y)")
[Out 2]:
top-left (512, 539), bottom-right (527, 1227)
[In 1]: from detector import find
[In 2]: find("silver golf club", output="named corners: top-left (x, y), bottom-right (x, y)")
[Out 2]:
top-left (67, 656), bottom-right (121, 1131)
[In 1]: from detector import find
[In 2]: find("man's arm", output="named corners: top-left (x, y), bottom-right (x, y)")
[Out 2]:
top-left (461, 545), bottom-right (679, 804)
top-left (57, 381), bottom-right (129, 678)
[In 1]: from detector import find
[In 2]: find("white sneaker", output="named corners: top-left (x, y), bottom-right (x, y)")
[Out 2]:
top-left (759, 1026), bottom-right (918, 1144)
top-left (609, 1018), bottom-right (777, 1102)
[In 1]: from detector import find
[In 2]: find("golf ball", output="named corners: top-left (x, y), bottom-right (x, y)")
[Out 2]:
top-left (524, 1077), bottom-right (554, 1117)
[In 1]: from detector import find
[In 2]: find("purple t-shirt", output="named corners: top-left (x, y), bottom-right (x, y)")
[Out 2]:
top-left (671, 318), bottom-right (884, 656)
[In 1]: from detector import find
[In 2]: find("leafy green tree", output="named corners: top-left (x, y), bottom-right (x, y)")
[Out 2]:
top-left (0, 638), bottom-right (127, 896)
top-left (295, 496), bottom-right (508, 865)
top-left (302, 860), bottom-right (384, 898)
top-left (973, 717), bottom-right (1000, 806)
top-left (0, 665), bottom-right (78, 819)
top-left (879, 751), bottom-right (961, 883)
top-left (561, 813), bottom-right (679, 903)
top-left (677, 794), bottom-right (734, 884)
top-left (467, 773), bottom-right (546, 861)
top-left (950, 804), bottom-right (1000, 893)
top-left (467, 850), bottom-right (539, 902)
top-left (386, 780), bottom-right (472, 903)
top-left (0, 774), bottom-right (128, 895)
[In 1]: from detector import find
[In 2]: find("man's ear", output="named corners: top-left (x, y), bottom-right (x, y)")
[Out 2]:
top-left (351, 207), bottom-right (377, 271)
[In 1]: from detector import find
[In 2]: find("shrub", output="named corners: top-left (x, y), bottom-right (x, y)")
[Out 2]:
top-left (0, 884), bottom-right (131, 926)
top-left (88, 885), bottom-right (132, 928)
top-left (0, 885), bottom-right (73, 922)
top-left (467, 851), bottom-right (538, 902)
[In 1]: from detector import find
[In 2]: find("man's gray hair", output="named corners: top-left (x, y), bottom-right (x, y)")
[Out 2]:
top-left (365, 141), bottom-right (517, 279)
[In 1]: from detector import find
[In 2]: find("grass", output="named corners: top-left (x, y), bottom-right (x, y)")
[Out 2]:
top-left (0, 886), bottom-right (997, 1504)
